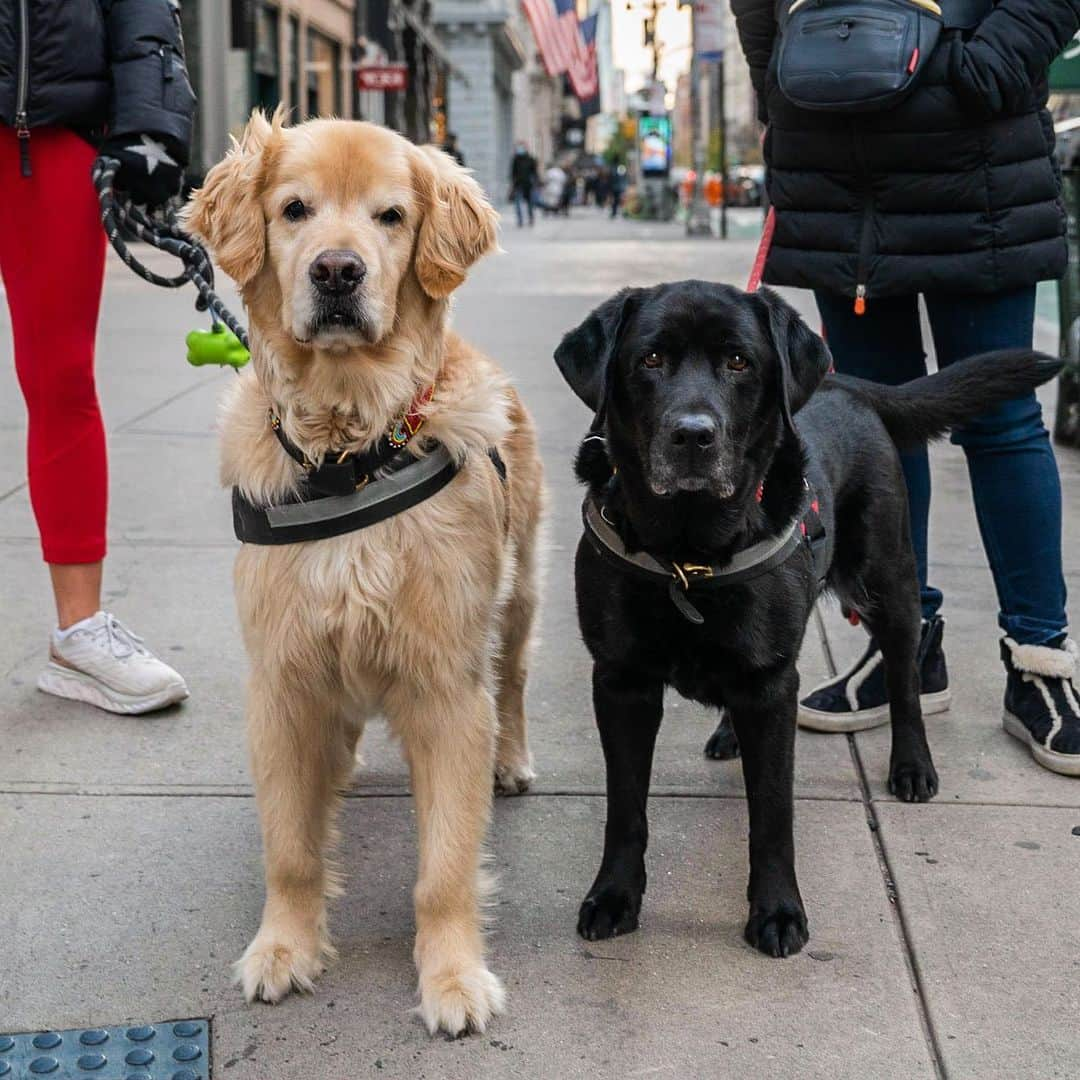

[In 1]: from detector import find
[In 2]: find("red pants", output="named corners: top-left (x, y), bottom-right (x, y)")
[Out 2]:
top-left (0, 127), bottom-right (107, 563)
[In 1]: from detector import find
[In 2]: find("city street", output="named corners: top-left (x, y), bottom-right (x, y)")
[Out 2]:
top-left (1, 211), bottom-right (1079, 1079)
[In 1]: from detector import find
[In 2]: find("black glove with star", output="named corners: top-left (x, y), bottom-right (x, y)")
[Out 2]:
top-left (101, 132), bottom-right (185, 208)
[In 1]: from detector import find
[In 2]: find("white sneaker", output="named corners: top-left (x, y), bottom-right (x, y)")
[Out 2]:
top-left (37, 611), bottom-right (189, 715)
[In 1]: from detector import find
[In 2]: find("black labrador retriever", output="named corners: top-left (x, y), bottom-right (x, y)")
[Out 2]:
top-left (554, 281), bottom-right (1060, 958)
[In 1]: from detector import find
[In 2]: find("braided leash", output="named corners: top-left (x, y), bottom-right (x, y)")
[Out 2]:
top-left (91, 155), bottom-right (250, 352)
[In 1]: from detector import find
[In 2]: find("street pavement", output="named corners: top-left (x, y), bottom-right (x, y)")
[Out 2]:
top-left (1, 209), bottom-right (1078, 1080)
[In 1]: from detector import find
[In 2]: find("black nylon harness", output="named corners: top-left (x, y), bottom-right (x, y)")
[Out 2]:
top-left (233, 443), bottom-right (507, 545)
top-left (582, 482), bottom-right (828, 624)
top-left (233, 444), bottom-right (452, 545)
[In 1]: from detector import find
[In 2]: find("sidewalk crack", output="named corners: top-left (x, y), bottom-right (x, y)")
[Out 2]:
top-left (848, 733), bottom-right (948, 1080)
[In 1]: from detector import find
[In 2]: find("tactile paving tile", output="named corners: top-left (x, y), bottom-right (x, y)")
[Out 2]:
top-left (0, 1018), bottom-right (209, 1079)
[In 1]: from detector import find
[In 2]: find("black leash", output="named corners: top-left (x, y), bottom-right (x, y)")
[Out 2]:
top-left (91, 155), bottom-right (250, 352)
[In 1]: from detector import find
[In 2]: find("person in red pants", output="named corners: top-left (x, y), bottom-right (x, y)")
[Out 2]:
top-left (0, 0), bottom-right (195, 713)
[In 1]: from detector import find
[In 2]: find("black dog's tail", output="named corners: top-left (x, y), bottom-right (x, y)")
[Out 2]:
top-left (832, 349), bottom-right (1063, 449)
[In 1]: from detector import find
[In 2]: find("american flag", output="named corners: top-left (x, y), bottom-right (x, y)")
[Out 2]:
top-left (568, 12), bottom-right (599, 100)
top-left (521, 0), bottom-right (599, 101)
top-left (554, 0), bottom-right (584, 78)
top-left (521, 0), bottom-right (570, 76)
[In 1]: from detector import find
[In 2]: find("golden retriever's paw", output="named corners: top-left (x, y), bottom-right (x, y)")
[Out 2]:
top-left (418, 964), bottom-right (506, 1037)
top-left (234, 932), bottom-right (329, 1004)
top-left (494, 758), bottom-right (536, 795)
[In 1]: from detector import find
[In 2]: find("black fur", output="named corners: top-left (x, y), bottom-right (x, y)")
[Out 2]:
top-left (556, 280), bottom-right (1061, 957)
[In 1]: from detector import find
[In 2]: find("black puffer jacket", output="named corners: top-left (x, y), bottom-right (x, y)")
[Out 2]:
top-left (733, 0), bottom-right (1080, 304)
top-left (0, 0), bottom-right (194, 162)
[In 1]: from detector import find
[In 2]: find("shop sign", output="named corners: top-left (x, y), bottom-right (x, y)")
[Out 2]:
top-left (357, 64), bottom-right (409, 92)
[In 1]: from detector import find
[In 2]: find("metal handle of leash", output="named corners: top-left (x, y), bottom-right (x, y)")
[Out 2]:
top-left (91, 156), bottom-right (250, 354)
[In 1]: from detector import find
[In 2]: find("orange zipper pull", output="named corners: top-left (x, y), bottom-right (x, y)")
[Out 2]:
top-left (854, 284), bottom-right (867, 316)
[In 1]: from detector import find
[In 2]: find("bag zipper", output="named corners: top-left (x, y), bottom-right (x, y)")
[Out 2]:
top-left (787, 0), bottom-right (941, 14)
top-left (852, 119), bottom-right (874, 315)
top-left (798, 13), bottom-right (901, 32)
top-left (14, 0), bottom-right (31, 176)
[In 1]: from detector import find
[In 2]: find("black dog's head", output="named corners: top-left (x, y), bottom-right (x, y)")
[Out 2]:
top-left (555, 281), bottom-right (832, 502)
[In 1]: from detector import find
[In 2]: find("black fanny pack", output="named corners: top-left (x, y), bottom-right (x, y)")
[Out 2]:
top-left (775, 0), bottom-right (991, 113)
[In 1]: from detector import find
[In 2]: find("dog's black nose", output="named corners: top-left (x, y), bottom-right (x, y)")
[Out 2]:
top-left (309, 250), bottom-right (366, 295)
top-left (670, 414), bottom-right (717, 449)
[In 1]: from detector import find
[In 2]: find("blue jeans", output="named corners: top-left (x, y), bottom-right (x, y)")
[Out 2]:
top-left (513, 186), bottom-right (534, 227)
top-left (816, 287), bottom-right (1067, 647)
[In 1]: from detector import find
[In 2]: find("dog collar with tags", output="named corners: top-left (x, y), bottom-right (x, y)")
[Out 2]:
top-left (268, 383), bottom-right (436, 498)
top-left (582, 486), bottom-right (827, 624)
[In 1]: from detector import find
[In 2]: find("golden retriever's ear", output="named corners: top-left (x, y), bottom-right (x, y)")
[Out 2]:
top-left (182, 109), bottom-right (282, 288)
top-left (412, 145), bottom-right (499, 299)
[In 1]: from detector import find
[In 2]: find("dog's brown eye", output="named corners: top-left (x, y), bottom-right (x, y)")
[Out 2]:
top-left (379, 207), bottom-right (404, 226)
top-left (283, 200), bottom-right (308, 222)
top-left (727, 354), bottom-right (748, 372)
top-left (642, 352), bottom-right (663, 369)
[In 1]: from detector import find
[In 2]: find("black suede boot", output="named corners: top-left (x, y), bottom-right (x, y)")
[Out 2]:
top-left (797, 615), bottom-right (950, 733)
top-left (1002, 636), bottom-right (1080, 777)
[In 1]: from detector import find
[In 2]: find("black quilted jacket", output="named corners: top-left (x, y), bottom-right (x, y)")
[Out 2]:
top-left (732, 0), bottom-right (1080, 302)
top-left (0, 0), bottom-right (194, 163)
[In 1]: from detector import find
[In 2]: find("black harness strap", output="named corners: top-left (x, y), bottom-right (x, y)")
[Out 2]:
top-left (234, 443), bottom-right (460, 545)
top-left (233, 444), bottom-right (508, 546)
top-left (582, 482), bottom-right (829, 624)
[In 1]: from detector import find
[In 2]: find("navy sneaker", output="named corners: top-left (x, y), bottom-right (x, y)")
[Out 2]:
top-left (1002, 636), bottom-right (1080, 777)
top-left (798, 615), bottom-right (951, 733)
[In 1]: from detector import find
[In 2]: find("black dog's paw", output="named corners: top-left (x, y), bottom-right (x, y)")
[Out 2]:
top-left (744, 899), bottom-right (809, 958)
top-left (888, 756), bottom-right (939, 803)
top-left (704, 713), bottom-right (740, 760)
top-left (577, 885), bottom-right (642, 941)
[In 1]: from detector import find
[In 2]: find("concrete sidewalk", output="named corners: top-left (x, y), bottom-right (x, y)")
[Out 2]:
top-left (1, 213), bottom-right (1078, 1079)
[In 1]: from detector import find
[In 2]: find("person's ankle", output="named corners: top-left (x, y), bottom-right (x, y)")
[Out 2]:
top-left (57, 604), bottom-right (101, 631)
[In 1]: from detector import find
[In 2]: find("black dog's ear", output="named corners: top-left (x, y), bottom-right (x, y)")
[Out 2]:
top-left (554, 288), bottom-right (641, 412)
top-left (753, 287), bottom-right (832, 432)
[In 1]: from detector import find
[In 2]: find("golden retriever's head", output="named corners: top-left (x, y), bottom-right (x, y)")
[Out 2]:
top-left (183, 112), bottom-right (499, 354)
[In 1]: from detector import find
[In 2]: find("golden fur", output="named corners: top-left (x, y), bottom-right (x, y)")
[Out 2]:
top-left (183, 113), bottom-right (544, 1036)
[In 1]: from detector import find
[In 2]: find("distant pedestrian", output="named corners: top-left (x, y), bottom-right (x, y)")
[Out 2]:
top-left (0, 0), bottom-right (194, 713)
top-left (734, 0), bottom-right (1080, 775)
top-left (584, 170), bottom-right (598, 206)
top-left (542, 162), bottom-right (567, 216)
top-left (441, 132), bottom-right (464, 166)
top-left (559, 166), bottom-right (575, 215)
top-left (594, 167), bottom-right (611, 210)
top-left (609, 165), bottom-right (627, 219)
top-left (509, 141), bottom-right (538, 227)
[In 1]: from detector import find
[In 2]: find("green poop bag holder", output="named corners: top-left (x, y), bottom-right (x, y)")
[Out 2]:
top-left (186, 324), bottom-right (250, 369)
top-left (91, 154), bottom-right (250, 372)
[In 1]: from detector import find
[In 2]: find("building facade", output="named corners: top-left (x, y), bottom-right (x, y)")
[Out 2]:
top-left (182, 0), bottom-right (449, 178)
top-left (433, 0), bottom-right (527, 198)
top-left (363, 0), bottom-right (453, 142)
top-left (183, 0), bottom-right (359, 175)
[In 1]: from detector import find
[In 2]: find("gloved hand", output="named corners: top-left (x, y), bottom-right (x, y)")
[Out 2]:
top-left (101, 132), bottom-right (185, 208)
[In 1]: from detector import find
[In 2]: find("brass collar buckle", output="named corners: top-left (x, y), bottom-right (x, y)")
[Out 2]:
top-left (672, 562), bottom-right (714, 590)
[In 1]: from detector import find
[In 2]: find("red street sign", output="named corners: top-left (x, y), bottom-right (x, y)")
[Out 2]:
top-left (357, 64), bottom-right (409, 92)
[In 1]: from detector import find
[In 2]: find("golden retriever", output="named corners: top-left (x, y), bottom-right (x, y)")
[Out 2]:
top-left (183, 111), bottom-right (544, 1036)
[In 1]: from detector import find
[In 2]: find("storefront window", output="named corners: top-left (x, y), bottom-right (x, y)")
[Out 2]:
top-left (287, 16), bottom-right (300, 115)
top-left (252, 3), bottom-right (280, 111)
top-left (306, 29), bottom-right (341, 118)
